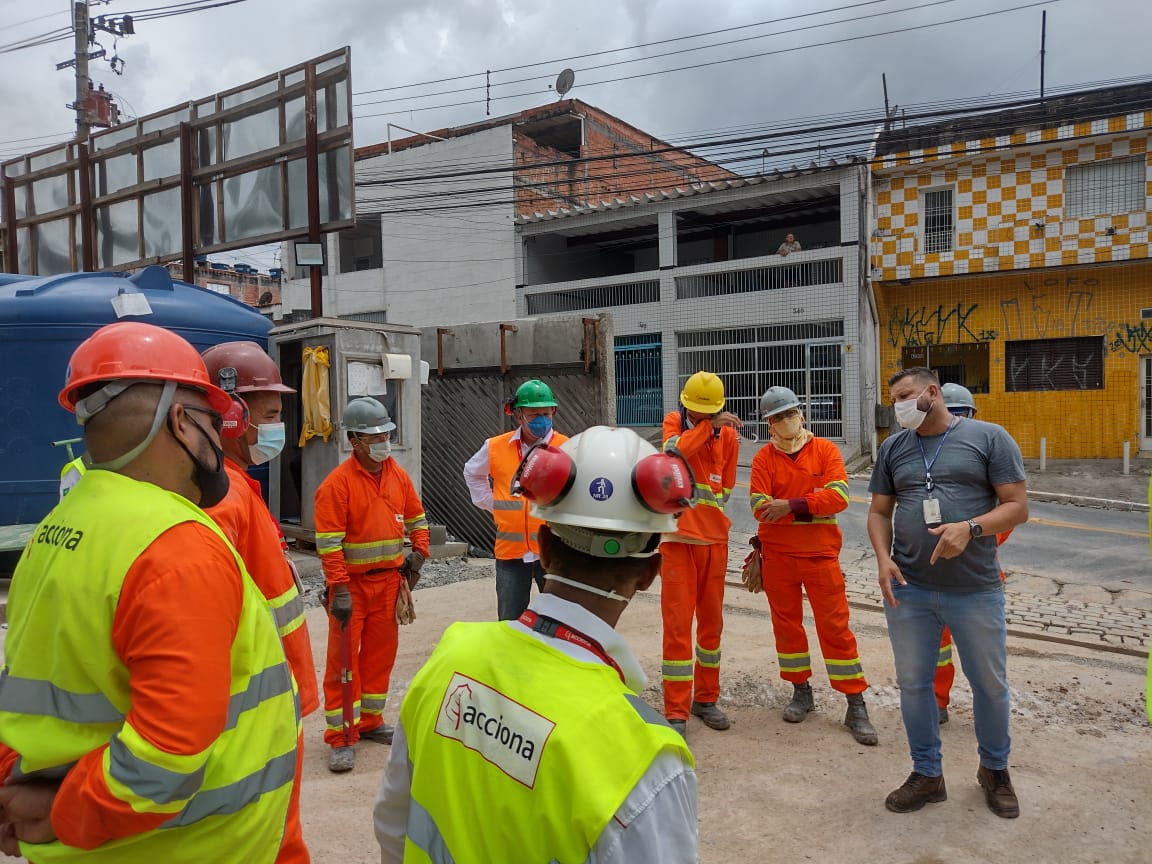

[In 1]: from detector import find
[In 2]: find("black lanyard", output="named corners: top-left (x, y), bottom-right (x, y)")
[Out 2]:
top-left (916, 416), bottom-right (956, 492)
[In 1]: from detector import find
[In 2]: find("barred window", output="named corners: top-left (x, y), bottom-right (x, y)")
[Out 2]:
top-left (1004, 337), bottom-right (1104, 392)
top-left (922, 188), bottom-right (954, 253)
top-left (1066, 156), bottom-right (1145, 219)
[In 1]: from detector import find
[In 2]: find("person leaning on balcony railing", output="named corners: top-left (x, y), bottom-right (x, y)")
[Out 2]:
top-left (777, 233), bottom-right (802, 256)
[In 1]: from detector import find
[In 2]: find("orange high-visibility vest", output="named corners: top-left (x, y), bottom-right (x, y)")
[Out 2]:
top-left (488, 431), bottom-right (568, 560)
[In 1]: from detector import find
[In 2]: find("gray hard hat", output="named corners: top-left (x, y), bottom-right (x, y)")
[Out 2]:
top-left (941, 382), bottom-right (977, 415)
top-left (760, 386), bottom-right (801, 419)
top-left (342, 397), bottom-right (396, 434)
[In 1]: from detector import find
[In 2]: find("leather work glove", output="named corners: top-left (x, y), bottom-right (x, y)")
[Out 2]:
top-left (329, 587), bottom-right (353, 627)
top-left (395, 578), bottom-right (416, 626)
top-left (400, 550), bottom-right (426, 588)
top-left (740, 536), bottom-right (764, 594)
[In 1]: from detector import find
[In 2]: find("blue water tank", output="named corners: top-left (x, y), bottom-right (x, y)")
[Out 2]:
top-left (0, 266), bottom-right (272, 527)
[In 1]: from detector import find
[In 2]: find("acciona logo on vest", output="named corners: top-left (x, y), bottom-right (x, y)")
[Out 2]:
top-left (435, 672), bottom-right (556, 788)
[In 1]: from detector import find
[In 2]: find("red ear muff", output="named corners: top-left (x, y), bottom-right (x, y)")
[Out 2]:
top-left (221, 393), bottom-right (250, 439)
top-left (511, 443), bottom-right (576, 507)
top-left (631, 450), bottom-right (696, 514)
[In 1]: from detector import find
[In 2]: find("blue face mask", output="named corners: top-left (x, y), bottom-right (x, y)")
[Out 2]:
top-left (249, 422), bottom-right (286, 465)
top-left (525, 414), bottom-right (553, 440)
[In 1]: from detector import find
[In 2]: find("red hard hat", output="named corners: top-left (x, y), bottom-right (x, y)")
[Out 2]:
top-left (59, 321), bottom-right (232, 415)
top-left (201, 341), bottom-right (295, 393)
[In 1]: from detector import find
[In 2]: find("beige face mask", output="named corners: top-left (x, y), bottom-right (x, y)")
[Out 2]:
top-left (770, 413), bottom-right (813, 454)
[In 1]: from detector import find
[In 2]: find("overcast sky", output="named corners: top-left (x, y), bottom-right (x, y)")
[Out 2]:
top-left (1, 0), bottom-right (1147, 268)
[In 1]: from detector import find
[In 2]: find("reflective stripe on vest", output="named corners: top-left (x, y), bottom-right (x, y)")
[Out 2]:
top-left (400, 621), bottom-right (692, 863)
top-left (0, 470), bottom-right (299, 863)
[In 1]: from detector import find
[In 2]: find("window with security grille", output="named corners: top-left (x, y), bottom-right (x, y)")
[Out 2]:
top-left (922, 188), bottom-right (954, 253)
top-left (1004, 337), bottom-right (1104, 392)
top-left (615, 334), bottom-right (663, 426)
top-left (1066, 156), bottom-right (1145, 219)
top-left (676, 321), bottom-right (845, 439)
top-left (901, 343), bottom-right (990, 393)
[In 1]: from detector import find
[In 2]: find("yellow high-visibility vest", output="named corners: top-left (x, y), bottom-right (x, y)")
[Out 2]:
top-left (400, 620), bottom-right (692, 863)
top-left (0, 470), bottom-right (299, 863)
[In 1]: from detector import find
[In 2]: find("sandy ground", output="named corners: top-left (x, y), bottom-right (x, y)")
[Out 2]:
top-left (297, 574), bottom-right (1152, 864)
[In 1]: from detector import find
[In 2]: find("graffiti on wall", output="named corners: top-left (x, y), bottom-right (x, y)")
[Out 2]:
top-left (1111, 322), bottom-right (1152, 353)
top-left (886, 302), bottom-right (982, 347)
top-left (888, 273), bottom-right (1151, 354)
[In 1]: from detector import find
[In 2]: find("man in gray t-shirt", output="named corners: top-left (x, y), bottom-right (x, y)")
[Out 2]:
top-left (867, 367), bottom-right (1028, 821)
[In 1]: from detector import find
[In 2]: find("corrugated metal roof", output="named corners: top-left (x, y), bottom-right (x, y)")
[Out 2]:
top-left (516, 158), bottom-right (860, 225)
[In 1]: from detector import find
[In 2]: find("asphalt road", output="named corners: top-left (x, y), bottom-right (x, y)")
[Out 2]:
top-left (729, 466), bottom-right (1151, 593)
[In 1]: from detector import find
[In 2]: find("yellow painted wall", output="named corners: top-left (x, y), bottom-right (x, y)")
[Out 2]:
top-left (876, 262), bottom-right (1152, 458)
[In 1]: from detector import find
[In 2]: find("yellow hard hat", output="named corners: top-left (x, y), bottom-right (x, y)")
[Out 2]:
top-left (680, 371), bottom-right (725, 414)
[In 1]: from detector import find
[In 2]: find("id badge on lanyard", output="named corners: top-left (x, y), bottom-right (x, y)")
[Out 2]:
top-left (918, 417), bottom-right (956, 527)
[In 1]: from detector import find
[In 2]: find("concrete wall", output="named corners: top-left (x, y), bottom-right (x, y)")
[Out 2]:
top-left (281, 127), bottom-right (518, 327)
top-left (370, 127), bottom-right (516, 327)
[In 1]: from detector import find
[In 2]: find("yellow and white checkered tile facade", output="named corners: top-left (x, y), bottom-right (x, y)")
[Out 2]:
top-left (870, 112), bottom-right (1152, 281)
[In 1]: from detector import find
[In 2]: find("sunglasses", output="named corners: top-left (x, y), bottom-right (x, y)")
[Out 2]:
top-left (181, 404), bottom-right (224, 434)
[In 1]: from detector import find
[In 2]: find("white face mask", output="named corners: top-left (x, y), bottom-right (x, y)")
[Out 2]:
top-left (367, 440), bottom-right (392, 462)
top-left (894, 386), bottom-right (931, 430)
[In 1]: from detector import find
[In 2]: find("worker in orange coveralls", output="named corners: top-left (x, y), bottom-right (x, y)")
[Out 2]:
top-left (315, 397), bottom-right (430, 774)
top-left (202, 341), bottom-right (316, 863)
top-left (659, 371), bottom-right (741, 737)
top-left (0, 322), bottom-right (299, 862)
top-left (749, 385), bottom-right (878, 746)
top-left (933, 383), bottom-right (1012, 724)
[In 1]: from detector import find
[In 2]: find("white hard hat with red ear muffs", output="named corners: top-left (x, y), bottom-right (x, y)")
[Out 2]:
top-left (632, 446), bottom-right (695, 513)
top-left (514, 427), bottom-right (694, 558)
top-left (511, 443), bottom-right (575, 506)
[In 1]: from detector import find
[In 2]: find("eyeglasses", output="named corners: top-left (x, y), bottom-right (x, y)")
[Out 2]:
top-left (181, 405), bottom-right (224, 434)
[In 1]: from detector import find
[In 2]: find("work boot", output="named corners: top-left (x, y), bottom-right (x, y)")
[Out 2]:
top-left (690, 701), bottom-right (731, 731)
top-left (976, 765), bottom-right (1020, 819)
top-left (328, 746), bottom-right (355, 773)
top-left (884, 772), bottom-right (947, 813)
top-left (668, 719), bottom-right (687, 738)
top-left (844, 694), bottom-right (878, 745)
top-left (938, 707), bottom-right (950, 725)
top-left (360, 723), bottom-right (394, 745)
top-left (782, 683), bottom-right (814, 723)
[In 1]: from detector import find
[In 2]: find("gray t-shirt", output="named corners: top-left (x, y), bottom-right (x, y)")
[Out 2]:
top-left (869, 418), bottom-right (1025, 592)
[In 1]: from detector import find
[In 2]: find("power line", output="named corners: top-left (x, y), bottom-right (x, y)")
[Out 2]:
top-left (353, 1), bottom-right (1063, 121)
top-left (353, 0), bottom-right (965, 109)
top-left (354, 0), bottom-right (905, 96)
top-left (0, 8), bottom-right (70, 36)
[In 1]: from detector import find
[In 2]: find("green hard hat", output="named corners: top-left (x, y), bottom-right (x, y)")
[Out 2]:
top-left (342, 397), bottom-right (396, 434)
top-left (511, 379), bottom-right (557, 409)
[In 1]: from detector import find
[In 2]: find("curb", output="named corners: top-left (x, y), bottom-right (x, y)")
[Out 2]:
top-left (1025, 490), bottom-right (1150, 512)
top-left (845, 472), bottom-right (1149, 513)
top-left (720, 574), bottom-right (1149, 659)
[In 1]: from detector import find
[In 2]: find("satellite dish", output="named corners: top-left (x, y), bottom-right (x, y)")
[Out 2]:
top-left (555, 68), bottom-right (575, 99)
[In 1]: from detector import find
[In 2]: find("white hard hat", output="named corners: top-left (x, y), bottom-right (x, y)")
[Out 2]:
top-left (529, 427), bottom-right (681, 537)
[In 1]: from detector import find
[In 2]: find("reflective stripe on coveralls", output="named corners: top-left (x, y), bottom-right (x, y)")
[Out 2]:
top-left (751, 438), bottom-right (868, 695)
top-left (315, 454), bottom-right (430, 747)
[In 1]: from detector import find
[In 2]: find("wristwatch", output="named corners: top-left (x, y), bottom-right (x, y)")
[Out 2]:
top-left (966, 518), bottom-right (983, 538)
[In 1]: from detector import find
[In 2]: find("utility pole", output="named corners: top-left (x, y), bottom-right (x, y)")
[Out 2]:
top-left (1039, 10), bottom-right (1047, 105)
top-left (73, 2), bottom-right (91, 140)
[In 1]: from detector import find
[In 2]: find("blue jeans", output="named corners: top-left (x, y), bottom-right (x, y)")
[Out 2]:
top-left (495, 559), bottom-right (546, 621)
top-left (884, 582), bottom-right (1011, 776)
